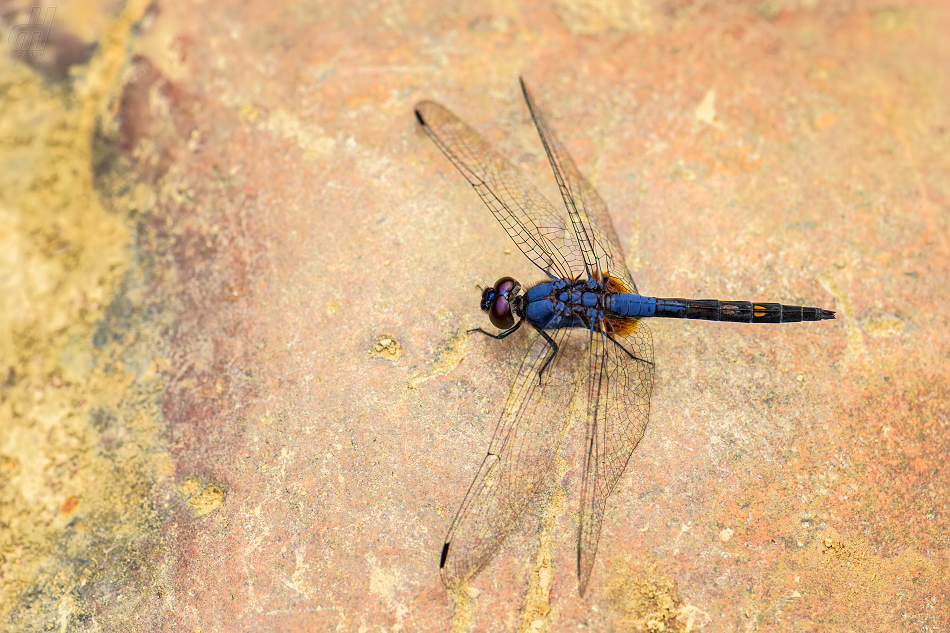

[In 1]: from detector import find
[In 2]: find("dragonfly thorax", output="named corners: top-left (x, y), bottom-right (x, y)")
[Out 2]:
top-left (481, 276), bottom-right (523, 329)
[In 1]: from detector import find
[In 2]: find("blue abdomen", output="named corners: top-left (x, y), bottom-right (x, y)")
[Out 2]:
top-left (610, 294), bottom-right (659, 317)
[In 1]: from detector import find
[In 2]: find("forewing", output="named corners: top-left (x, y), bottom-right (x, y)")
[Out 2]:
top-left (441, 326), bottom-right (583, 589)
top-left (415, 101), bottom-right (584, 281)
top-left (577, 321), bottom-right (655, 595)
top-left (519, 79), bottom-right (638, 293)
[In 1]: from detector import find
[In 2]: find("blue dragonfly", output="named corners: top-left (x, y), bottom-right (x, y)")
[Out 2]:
top-left (414, 79), bottom-right (834, 596)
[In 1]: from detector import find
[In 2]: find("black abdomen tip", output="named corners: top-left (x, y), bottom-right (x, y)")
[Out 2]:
top-left (440, 542), bottom-right (450, 568)
top-left (800, 306), bottom-right (837, 321)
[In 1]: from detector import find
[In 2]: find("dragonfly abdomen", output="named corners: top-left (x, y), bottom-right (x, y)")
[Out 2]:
top-left (609, 294), bottom-right (835, 323)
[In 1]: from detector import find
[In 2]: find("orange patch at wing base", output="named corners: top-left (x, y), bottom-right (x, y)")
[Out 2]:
top-left (602, 274), bottom-right (641, 337)
top-left (604, 274), bottom-right (633, 294)
top-left (603, 316), bottom-right (642, 337)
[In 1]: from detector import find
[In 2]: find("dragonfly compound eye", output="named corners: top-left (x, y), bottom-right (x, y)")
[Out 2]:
top-left (493, 277), bottom-right (517, 295)
top-left (487, 277), bottom-right (518, 329)
top-left (489, 295), bottom-right (514, 329)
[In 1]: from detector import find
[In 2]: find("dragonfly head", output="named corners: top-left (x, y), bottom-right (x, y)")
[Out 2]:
top-left (480, 276), bottom-right (522, 329)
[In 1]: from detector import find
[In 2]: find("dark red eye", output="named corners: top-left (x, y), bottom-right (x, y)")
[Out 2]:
top-left (489, 294), bottom-right (513, 329)
top-left (495, 278), bottom-right (516, 296)
top-left (486, 276), bottom-right (518, 329)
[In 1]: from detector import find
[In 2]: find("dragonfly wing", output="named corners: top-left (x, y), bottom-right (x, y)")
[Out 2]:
top-left (415, 101), bottom-right (585, 282)
top-left (519, 79), bottom-right (638, 293)
top-left (577, 321), bottom-right (655, 595)
top-left (441, 326), bottom-right (583, 589)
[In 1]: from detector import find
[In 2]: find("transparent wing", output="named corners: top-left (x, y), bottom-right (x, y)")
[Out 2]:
top-left (578, 320), bottom-right (655, 595)
top-left (440, 326), bottom-right (583, 589)
top-left (519, 79), bottom-right (638, 294)
top-left (415, 101), bottom-right (584, 282)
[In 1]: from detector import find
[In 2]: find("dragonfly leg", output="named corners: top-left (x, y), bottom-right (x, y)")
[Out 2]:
top-left (468, 317), bottom-right (524, 340)
top-left (535, 328), bottom-right (559, 385)
top-left (606, 333), bottom-right (655, 367)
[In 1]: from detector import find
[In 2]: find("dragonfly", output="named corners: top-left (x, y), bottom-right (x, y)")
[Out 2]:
top-left (414, 79), bottom-right (835, 596)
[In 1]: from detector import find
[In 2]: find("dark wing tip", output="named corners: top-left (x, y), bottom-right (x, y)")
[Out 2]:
top-left (518, 76), bottom-right (531, 102)
top-left (414, 107), bottom-right (426, 127)
top-left (439, 542), bottom-right (450, 568)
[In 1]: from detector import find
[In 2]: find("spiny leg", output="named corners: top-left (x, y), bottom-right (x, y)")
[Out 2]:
top-left (534, 328), bottom-right (559, 385)
top-left (606, 331), bottom-right (655, 367)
